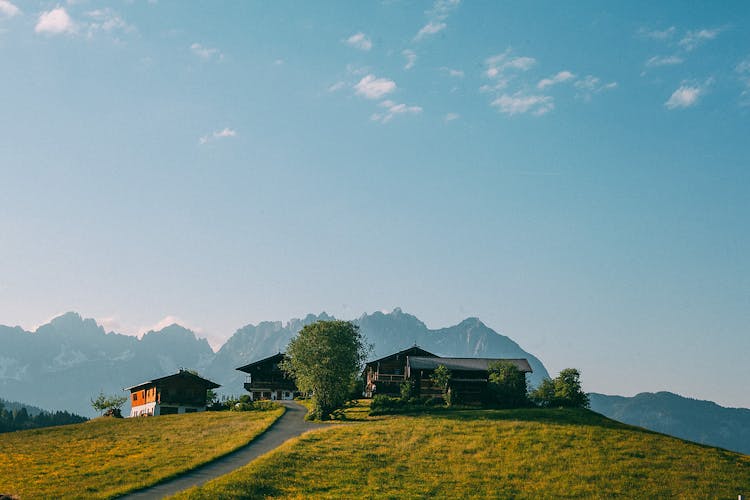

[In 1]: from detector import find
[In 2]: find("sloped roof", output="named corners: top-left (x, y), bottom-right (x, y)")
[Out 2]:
top-left (407, 357), bottom-right (532, 373)
top-left (125, 369), bottom-right (221, 392)
top-left (364, 345), bottom-right (438, 367)
top-left (236, 352), bottom-right (286, 373)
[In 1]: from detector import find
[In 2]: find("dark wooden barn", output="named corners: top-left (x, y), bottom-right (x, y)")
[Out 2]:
top-left (236, 352), bottom-right (300, 401)
top-left (362, 345), bottom-right (438, 397)
top-left (406, 357), bottom-right (533, 403)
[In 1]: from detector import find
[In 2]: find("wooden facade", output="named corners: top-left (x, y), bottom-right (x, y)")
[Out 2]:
top-left (406, 357), bottom-right (533, 403)
top-left (236, 353), bottom-right (300, 401)
top-left (362, 346), bottom-right (438, 397)
top-left (126, 369), bottom-right (220, 417)
top-left (362, 347), bottom-right (533, 403)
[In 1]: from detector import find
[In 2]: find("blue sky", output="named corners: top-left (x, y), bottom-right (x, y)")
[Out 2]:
top-left (1, 1), bottom-right (749, 407)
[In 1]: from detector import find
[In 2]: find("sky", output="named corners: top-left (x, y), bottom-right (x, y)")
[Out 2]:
top-left (1, 1), bottom-right (749, 407)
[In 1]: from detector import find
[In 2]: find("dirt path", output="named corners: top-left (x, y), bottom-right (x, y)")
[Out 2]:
top-left (119, 401), bottom-right (323, 499)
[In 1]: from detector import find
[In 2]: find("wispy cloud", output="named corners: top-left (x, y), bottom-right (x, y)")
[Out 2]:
top-left (328, 81), bottom-right (346, 92)
top-left (480, 49), bottom-right (536, 94)
top-left (415, 21), bottom-right (446, 40)
top-left (344, 32), bottom-right (372, 51)
top-left (354, 74), bottom-right (396, 99)
top-left (199, 127), bottom-right (237, 144)
top-left (645, 55), bottom-right (684, 68)
top-left (637, 26), bottom-right (676, 40)
top-left (35, 7), bottom-right (76, 35)
top-left (85, 8), bottom-right (134, 39)
top-left (492, 92), bottom-right (554, 116)
top-left (0, 0), bottom-right (20, 18)
top-left (403, 49), bottom-right (416, 70)
top-left (485, 51), bottom-right (536, 77)
top-left (370, 100), bottom-right (422, 123)
top-left (190, 42), bottom-right (223, 61)
top-left (737, 57), bottom-right (750, 104)
top-left (415, 0), bottom-right (460, 41)
top-left (537, 70), bottom-right (575, 89)
top-left (441, 67), bottom-right (464, 78)
top-left (443, 112), bottom-right (459, 122)
top-left (96, 315), bottom-right (122, 333)
top-left (137, 315), bottom-right (205, 337)
top-left (679, 27), bottom-right (723, 51)
top-left (574, 75), bottom-right (617, 100)
top-left (664, 80), bottom-right (711, 109)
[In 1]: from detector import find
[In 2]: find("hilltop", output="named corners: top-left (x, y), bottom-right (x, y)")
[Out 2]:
top-left (176, 403), bottom-right (750, 499)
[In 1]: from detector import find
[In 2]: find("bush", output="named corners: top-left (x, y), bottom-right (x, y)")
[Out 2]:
top-left (218, 395), bottom-right (281, 412)
top-left (400, 380), bottom-right (414, 400)
top-left (370, 395), bottom-right (405, 413)
top-left (487, 361), bottom-right (529, 408)
top-left (530, 368), bottom-right (589, 409)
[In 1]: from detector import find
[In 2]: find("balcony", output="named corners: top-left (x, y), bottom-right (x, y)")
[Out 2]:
top-left (371, 372), bottom-right (405, 383)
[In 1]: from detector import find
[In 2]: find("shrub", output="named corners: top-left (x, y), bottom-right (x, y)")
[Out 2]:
top-left (400, 380), bottom-right (414, 400)
top-left (530, 368), bottom-right (589, 409)
top-left (219, 395), bottom-right (280, 412)
top-left (370, 395), bottom-right (404, 412)
top-left (487, 361), bottom-right (529, 408)
top-left (423, 397), bottom-right (444, 407)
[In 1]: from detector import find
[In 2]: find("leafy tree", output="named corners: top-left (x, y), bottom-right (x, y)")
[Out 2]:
top-left (432, 364), bottom-right (452, 405)
top-left (554, 368), bottom-right (589, 408)
top-left (529, 368), bottom-right (589, 409)
top-left (206, 389), bottom-right (218, 405)
top-left (529, 378), bottom-right (556, 408)
top-left (488, 361), bottom-right (528, 408)
top-left (399, 380), bottom-right (414, 401)
top-left (281, 320), bottom-right (368, 420)
top-left (90, 391), bottom-right (128, 416)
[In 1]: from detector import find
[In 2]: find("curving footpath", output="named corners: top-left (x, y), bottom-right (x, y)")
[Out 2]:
top-left (120, 401), bottom-right (324, 500)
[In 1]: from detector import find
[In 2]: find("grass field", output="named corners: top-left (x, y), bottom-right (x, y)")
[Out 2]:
top-left (0, 407), bottom-right (284, 499)
top-left (175, 402), bottom-right (750, 499)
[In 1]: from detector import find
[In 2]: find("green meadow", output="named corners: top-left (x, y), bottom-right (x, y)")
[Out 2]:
top-left (175, 402), bottom-right (750, 499)
top-left (0, 408), bottom-right (284, 499)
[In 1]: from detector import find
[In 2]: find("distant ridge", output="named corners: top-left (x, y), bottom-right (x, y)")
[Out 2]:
top-left (590, 391), bottom-right (750, 455)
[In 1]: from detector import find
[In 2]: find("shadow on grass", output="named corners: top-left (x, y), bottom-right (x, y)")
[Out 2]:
top-left (385, 407), bottom-right (657, 433)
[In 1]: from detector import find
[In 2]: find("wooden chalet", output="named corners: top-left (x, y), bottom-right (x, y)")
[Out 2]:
top-left (236, 352), bottom-right (300, 401)
top-left (406, 357), bottom-right (532, 402)
top-left (125, 369), bottom-right (220, 417)
top-left (362, 346), bottom-right (533, 403)
top-left (362, 345), bottom-right (438, 397)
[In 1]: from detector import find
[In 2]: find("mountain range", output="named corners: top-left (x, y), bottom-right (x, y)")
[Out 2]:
top-left (0, 309), bottom-right (548, 417)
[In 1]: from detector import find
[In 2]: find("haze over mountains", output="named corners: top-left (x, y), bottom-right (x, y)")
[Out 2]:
top-left (0, 309), bottom-right (548, 418)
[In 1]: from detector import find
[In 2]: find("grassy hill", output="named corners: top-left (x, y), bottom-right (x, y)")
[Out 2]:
top-left (0, 408), bottom-right (283, 499)
top-left (175, 403), bottom-right (750, 499)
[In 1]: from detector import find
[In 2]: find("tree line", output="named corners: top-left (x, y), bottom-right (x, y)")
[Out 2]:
top-left (0, 401), bottom-right (87, 433)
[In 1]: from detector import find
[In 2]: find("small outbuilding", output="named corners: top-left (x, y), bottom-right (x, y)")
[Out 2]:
top-left (126, 369), bottom-right (220, 417)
